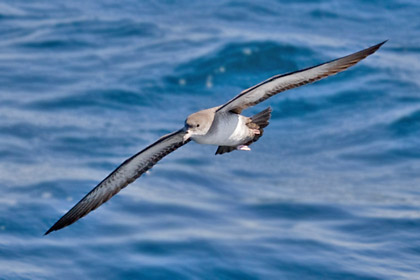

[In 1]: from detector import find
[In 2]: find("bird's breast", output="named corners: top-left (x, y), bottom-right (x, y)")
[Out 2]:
top-left (192, 113), bottom-right (251, 146)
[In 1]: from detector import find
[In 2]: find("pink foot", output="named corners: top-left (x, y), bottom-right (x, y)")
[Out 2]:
top-left (237, 145), bottom-right (251, 151)
top-left (252, 129), bottom-right (260, 135)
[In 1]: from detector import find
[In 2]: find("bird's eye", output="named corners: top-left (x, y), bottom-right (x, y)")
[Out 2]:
top-left (197, 124), bottom-right (200, 127)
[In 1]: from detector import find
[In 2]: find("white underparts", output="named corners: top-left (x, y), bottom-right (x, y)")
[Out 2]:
top-left (191, 113), bottom-right (253, 146)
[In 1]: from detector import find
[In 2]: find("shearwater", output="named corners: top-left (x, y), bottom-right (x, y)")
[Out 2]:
top-left (45, 41), bottom-right (386, 235)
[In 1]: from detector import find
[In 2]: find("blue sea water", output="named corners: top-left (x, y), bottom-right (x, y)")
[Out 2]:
top-left (1, 0), bottom-right (420, 279)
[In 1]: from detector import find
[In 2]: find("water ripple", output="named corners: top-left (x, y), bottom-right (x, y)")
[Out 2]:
top-left (1, 0), bottom-right (420, 279)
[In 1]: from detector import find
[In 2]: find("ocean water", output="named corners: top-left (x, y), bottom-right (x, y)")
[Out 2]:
top-left (1, 0), bottom-right (420, 279)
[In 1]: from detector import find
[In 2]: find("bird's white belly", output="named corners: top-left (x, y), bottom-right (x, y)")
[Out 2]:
top-left (192, 113), bottom-right (251, 146)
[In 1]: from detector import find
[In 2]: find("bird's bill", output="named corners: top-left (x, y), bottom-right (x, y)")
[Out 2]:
top-left (183, 125), bottom-right (192, 142)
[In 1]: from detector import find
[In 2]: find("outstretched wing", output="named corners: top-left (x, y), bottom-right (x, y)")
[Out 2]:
top-left (217, 41), bottom-right (386, 114)
top-left (45, 129), bottom-right (189, 235)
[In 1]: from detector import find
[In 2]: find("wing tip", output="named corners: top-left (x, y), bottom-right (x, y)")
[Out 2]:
top-left (379, 39), bottom-right (388, 46)
top-left (369, 40), bottom-right (388, 53)
top-left (44, 214), bottom-right (74, 236)
top-left (44, 225), bottom-right (56, 236)
top-left (44, 220), bottom-right (65, 235)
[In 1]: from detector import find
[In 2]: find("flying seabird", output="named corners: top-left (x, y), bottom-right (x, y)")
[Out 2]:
top-left (45, 41), bottom-right (386, 235)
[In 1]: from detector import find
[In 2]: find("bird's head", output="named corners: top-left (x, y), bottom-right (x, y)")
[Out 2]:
top-left (183, 111), bottom-right (213, 141)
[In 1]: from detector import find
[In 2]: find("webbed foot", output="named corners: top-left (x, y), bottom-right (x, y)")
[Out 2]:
top-left (237, 145), bottom-right (251, 151)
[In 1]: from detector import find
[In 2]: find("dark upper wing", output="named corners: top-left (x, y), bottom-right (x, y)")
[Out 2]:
top-left (45, 129), bottom-right (190, 235)
top-left (217, 41), bottom-right (386, 114)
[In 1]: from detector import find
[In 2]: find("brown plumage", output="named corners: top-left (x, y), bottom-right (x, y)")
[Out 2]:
top-left (217, 41), bottom-right (386, 114)
top-left (45, 41), bottom-right (385, 235)
top-left (45, 130), bottom-right (189, 235)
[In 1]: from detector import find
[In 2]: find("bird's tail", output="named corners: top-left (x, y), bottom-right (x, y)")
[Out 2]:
top-left (249, 107), bottom-right (272, 143)
top-left (251, 107), bottom-right (272, 128)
